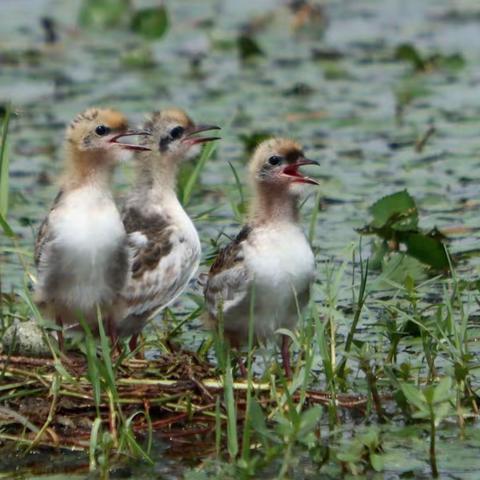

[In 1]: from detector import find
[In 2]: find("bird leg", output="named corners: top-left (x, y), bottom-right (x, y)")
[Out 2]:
top-left (129, 334), bottom-right (138, 352)
top-left (105, 316), bottom-right (119, 352)
top-left (236, 354), bottom-right (248, 378)
top-left (55, 315), bottom-right (65, 352)
top-left (281, 334), bottom-right (292, 379)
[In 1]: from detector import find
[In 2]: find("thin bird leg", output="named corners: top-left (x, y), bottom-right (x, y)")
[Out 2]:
top-left (129, 334), bottom-right (145, 359)
top-left (55, 315), bottom-right (65, 352)
top-left (129, 334), bottom-right (138, 352)
top-left (236, 354), bottom-right (247, 378)
top-left (281, 334), bottom-right (292, 379)
top-left (106, 316), bottom-right (119, 352)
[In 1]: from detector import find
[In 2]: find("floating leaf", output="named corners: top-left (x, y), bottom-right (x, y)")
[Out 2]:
top-left (78, 0), bottom-right (130, 29)
top-left (362, 190), bottom-right (450, 273)
top-left (238, 131), bottom-right (271, 154)
top-left (434, 52), bottom-right (465, 70)
top-left (404, 232), bottom-right (449, 270)
top-left (394, 43), bottom-right (465, 72)
top-left (131, 6), bottom-right (169, 40)
top-left (237, 34), bottom-right (264, 60)
top-left (394, 43), bottom-right (425, 71)
top-left (121, 46), bottom-right (155, 69)
top-left (369, 190), bottom-right (418, 231)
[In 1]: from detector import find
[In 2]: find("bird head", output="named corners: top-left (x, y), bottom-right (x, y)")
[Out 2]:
top-left (140, 108), bottom-right (221, 164)
top-left (249, 138), bottom-right (319, 194)
top-left (66, 108), bottom-right (151, 159)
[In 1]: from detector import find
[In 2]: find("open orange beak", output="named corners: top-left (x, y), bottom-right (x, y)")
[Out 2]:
top-left (110, 130), bottom-right (152, 151)
top-left (281, 158), bottom-right (320, 185)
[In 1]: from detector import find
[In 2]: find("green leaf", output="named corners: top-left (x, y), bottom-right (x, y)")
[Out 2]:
top-left (78, 0), bottom-right (130, 29)
top-left (369, 190), bottom-right (418, 231)
top-left (237, 34), bottom-right (264, 60)
top-left (378, 253), bottom-right (427, 285)
top-left (0, 213), bottom-right (14, 238)
top-left (121, 46), bottom-right (155, 69)
top-left (394, 43), bottom-right (465, 72)
top-left (434, 402), bottom-right (452, 426)
top-left (250, 399), bottom-right (276, 442)
top-left (404, 232), bottom-right (449, 270)
top-left (412, 410), bottom-right (430, 420)
top-left (432, 377), bottom-right (453, 404)
top-left (400, 382), bottom-right (427, 411)
top-left (131, 7), bottom-right (169, 40)
top-left (370, 453), bottom-right (384, 472)
top-left (299, 406), bottom-right (322, 436)
top-left (434, 53), bottom-right (465, 71)
top-left (360, 428), bottom-right (379, 448)
top-left (394, 43), bottom-right (425, 71)
top-left (238, 131), bottom-right (271, 154)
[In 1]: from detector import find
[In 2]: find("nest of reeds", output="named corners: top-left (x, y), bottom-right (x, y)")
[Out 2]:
top-left (0, 349), bottom-right (367, 455)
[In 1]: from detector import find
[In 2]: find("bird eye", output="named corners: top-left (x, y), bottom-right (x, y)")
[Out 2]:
top-left (170, 126), bottom-right (184, 140)
top-left (268, 155), bottom-right (282, 166)
top-left (95, 125), bottom-right (110, 136)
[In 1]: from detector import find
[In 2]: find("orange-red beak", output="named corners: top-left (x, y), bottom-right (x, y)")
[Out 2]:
top-left (281, 158), bottom-right (320, 185)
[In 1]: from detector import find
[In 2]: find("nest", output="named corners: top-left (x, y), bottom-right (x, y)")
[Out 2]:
top-left (0, 351), bottom-right (367, 456)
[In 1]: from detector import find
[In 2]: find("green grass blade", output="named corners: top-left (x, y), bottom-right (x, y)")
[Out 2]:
top-left (308, 188), bottom-right (322, 244)
top-left (0, 106), bottom-right (11, 217)
top-left (89, 417), bottom-right (102, 471)
top-left (0, 214), bottom-right (15, 238)
top-left (241, 284), bottom-right (256, 462)
top-left (182, 141), bottom-right (218, 206)
top-left (224, 350), bottom-right (238, 460)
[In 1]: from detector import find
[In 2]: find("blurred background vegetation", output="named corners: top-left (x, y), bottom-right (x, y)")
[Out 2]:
top-left (3, 1), bottom-right (480, 478)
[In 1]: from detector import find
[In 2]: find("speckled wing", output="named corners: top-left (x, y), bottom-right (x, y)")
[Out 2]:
top-left (204, 225), bottom-right (253, 320)
top-left (34, 190), bottom-right (63, 267)
top-left (120, 207), bottom-right (199, 333)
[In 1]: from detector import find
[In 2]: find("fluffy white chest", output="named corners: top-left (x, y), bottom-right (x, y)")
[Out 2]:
top-left (245, 223), bottom-right (315, 313)
top-left (54, 187), bottom-right (125, 258)
top-left (51, 186), bottom-right (126, 307)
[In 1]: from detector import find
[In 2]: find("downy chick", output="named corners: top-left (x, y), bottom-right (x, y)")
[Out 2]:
top-left (120, 108), bottom-right (220, 347)
top-left (35, 108), bottom-right (150, 348)
top-left (204, 138), bottom-right (319, 377)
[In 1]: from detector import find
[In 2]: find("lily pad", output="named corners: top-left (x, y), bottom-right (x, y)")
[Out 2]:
top-left (78, 0), bottom-right (130, 29)
top-left (404, 232), bottom-right (449, 270)
top-left (131, 6), bottom-right (169, 40)
top-left (237, 34), bottom-right (264, 60)
top-left (369, 190), bottom-right (418, 231)
top-left (238, 131), bottom-right (272, 154)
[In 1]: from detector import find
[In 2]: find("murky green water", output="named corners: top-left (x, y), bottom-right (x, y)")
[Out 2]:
top-left (3, 0), bottom-right (480, 478)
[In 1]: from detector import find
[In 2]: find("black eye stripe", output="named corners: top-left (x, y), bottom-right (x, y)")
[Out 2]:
top-left (159, 136), bottom-right (170, 151)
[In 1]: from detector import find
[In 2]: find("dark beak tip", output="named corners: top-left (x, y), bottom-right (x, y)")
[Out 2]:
top-left (300, 158), bottom-right (320, 166)
top-left (197, 124), bottom-right (221, 130)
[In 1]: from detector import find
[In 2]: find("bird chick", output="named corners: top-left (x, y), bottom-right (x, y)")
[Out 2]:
top-left (204, 138), bottom-right (319, 377)
top-left (34, 108), bottom-right (150, 349)
top-left (119, 108), bottom-right (220, 347)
